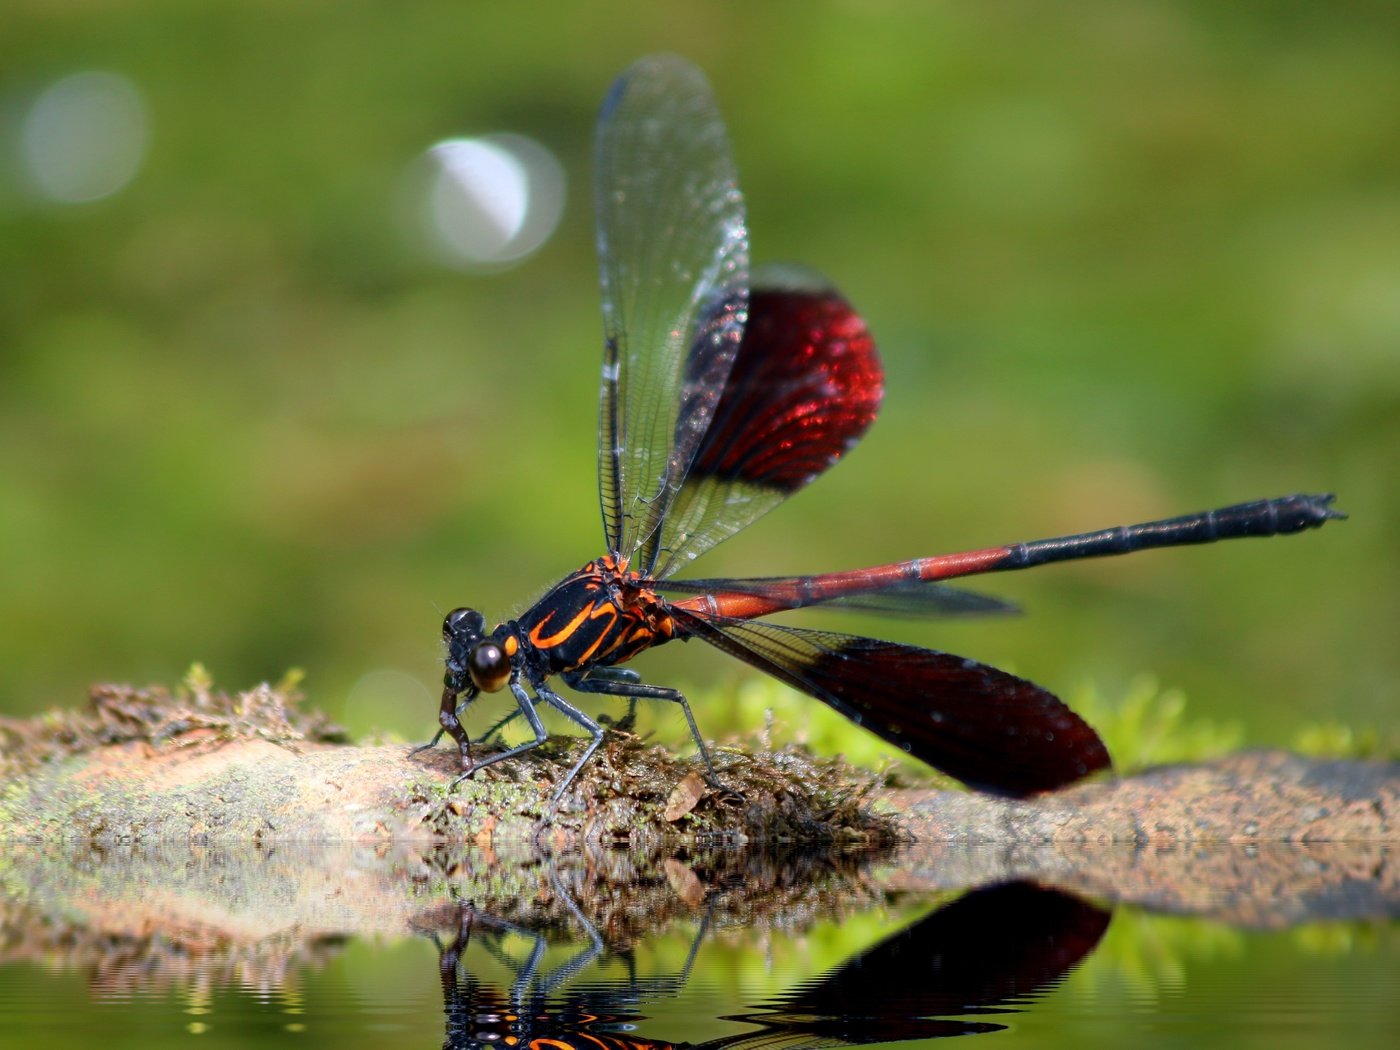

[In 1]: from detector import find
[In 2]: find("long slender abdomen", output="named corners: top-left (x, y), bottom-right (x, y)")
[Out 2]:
top-left (671, 493), bottom-right (1343, 621)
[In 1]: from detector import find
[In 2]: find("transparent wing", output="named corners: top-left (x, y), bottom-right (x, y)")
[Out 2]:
top-left (594, 54), bottom-right (749, 570)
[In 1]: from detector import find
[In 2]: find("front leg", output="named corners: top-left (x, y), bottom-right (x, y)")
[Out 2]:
top-left (451, 676), bottom-right (550, 787)
top-left (429, 674), bottom-right (626, 818)
top-left (421, 704), bottom-right (531, 752)
top-left (474, 706), bottom-right (527, 746)
top-left (409, 686), bottom-right (474, 759)
top-left (406, 683), bottom-right (477, 767)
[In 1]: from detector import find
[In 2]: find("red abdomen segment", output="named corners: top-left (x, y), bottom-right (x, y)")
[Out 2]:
top-left (669, 551), bottom-right (1008, 621)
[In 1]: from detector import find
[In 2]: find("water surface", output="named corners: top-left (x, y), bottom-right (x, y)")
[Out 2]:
top-left (1, 840), bottom-right (1395, 1049)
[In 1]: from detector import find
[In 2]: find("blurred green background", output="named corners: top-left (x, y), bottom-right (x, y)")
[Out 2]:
top-left (2, 1), bottom-right (1396, 759)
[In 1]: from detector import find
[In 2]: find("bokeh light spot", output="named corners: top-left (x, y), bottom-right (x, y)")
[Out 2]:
top-left (21, 71), bottom-right (149, 203)
top-left (422, 133), bottom-right (565, 269)
top-left (344, 667), bottom-right (433, 738)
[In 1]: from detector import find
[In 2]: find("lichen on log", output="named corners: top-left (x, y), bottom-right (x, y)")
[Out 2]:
top-left (2, 681), bottom-right (1397, 846)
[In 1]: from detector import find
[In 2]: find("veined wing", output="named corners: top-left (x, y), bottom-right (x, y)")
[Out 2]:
top-left (672, 610), bottom-right (1111, 796)
top-left (650, 266), bottom-right (883, 579)
top-left (595, 54), bottom-right (749, 570)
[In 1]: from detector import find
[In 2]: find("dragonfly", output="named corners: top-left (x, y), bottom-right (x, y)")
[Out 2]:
top-left (419, 54), bottom-right (1343, 809)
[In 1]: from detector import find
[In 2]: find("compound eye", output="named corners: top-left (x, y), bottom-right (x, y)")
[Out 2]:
top-left (468, 641), bottom-right (510, 693)
top-left (443, 607), bottom-right (484, 640)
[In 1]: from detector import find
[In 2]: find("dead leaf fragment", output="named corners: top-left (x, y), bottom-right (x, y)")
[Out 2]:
top-left (663, 858), bottom-right (706, 906)
top-left (663, 771), bottom-right (707, 821)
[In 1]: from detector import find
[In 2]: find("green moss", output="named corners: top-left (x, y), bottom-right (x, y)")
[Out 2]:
top-left (1293, 721), bottom-right (1398, 760)
top-left (1068, 675), bottom-right (1245, 772)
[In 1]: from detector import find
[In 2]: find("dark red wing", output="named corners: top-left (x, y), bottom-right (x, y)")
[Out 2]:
top-left (691, 273), bottom-right (882, 490)
top-left (745, 882), bottom-right (1109, 1036)
top-left (650, 267), bottom-right (883, 579)
top-left (673, 610), bottom-right (1111, 796)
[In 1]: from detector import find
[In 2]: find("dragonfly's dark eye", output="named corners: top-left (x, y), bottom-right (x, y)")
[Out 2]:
top-left (443, 607), bottom-right (484, 641)
top-left (468, 641), bottom-right (510, 693)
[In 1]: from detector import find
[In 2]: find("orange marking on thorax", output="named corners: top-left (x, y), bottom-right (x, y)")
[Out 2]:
top-left (528, 600), bottom-right (613, 649)
top-left (570, 603), bottom-right (630, 664)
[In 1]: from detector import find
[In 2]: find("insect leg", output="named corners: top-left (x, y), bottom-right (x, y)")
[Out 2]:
top-left (450, 678), bottom-right (549, 787)
top-left (565, 668), bottom-right (720, 787)
top-left (414, 699), bottom-right (530, 754)
top-left (409, 693), bottom-right (474, 756)
top-left (569, 665), bottom-right (642, 730)
top-left (532, 684), bottom-right (606, 810)
top-left (474, 706), bottom-right (526, 745)
top-left (408, 729), bottom-right (446, 755)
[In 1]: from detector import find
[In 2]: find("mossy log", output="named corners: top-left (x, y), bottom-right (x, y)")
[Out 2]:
top-left (2, 681), bottom-right (1396, 847)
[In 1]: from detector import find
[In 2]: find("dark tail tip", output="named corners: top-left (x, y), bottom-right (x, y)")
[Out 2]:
top-left (1312, 493), bottom-right (1348, 522)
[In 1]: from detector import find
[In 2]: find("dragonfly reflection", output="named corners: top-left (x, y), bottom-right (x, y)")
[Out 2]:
top-left (424, 878), bottom-right (1110, 1048)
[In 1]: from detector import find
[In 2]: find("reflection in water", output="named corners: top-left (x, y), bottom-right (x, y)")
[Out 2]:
top-left (426, 884), bottom-right (703, 1050)
top-left (424, 874), bottom-right (1109, 1047)
top-left (732, 882), bottom-right (1109, 1040)
top-left (0, 839), bottom-right (1394, 1044)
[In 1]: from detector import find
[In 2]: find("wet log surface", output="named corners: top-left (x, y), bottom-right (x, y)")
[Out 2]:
top-left (1, 836), bottom-right (1396, 994)
top-left (2, 682), bottom-right (1396, 847)
top-left (1, 683), bottom-right (1396, 989)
